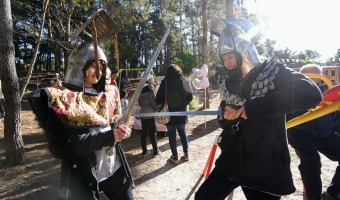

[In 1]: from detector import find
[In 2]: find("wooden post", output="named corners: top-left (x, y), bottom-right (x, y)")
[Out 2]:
top-left (113, 34), bottom-right (119, 72)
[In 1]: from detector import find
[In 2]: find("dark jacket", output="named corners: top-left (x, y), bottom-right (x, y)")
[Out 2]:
top-left (138, 85), bottom-right (158, 119)
top-left (0, 98), bottom-right (4, 119)
top-left (287, 83), bottom-right (336, 138)
top-left (216, 60), bottom-right (322, 195)
top-left (156, 74), bottom-right (193, 125)
top-left (34, 86), bottom-right (134, 200)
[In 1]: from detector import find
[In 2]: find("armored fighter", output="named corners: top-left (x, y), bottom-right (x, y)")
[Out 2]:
top-left (195, 19), bottom-right (322, 200)
top-left (30, 10), bottom-right (134, 200)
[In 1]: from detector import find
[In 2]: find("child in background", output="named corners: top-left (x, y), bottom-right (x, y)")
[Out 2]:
top-left (105, 68), bottom-right (112, 85)
top-left (120, 90), bottom-right (129, 113)
top-left (110, 73), bottom-right (117, 86)
top-left (138, 73), bottom-right (161, 157)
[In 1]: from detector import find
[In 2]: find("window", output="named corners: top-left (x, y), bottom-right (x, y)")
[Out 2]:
top-left (331, 70), bottom-right (336, 76)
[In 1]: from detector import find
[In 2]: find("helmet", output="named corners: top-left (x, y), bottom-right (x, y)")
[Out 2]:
top-left (63, 9), bottom-right (119, 92)
top-left (218, 18), bottom-right (260, 76)
top-left (64, 42), bottom-right (107, 91)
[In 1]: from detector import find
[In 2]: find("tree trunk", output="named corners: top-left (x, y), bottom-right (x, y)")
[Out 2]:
top-left (225, 0), bottom-right (234, 18)
top-left (202, 0), bottom-right (210, 108)
top-left (55, 45), bottom-right (62, 72)
top-left (63, 2), bottom-right (75, 74)
top-left (0, 0), bottom-right (25, 166)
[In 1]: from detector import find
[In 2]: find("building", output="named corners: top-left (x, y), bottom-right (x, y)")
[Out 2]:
top-left (322, 66), bottom-right (340, 84)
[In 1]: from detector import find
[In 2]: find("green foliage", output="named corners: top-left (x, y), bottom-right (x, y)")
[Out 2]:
top-left (189, 96), bottom-right (200, 111)
top-left (172, 49), bottom-right (197, 76)
top-left (273, 47), bottom-right (296, 59)
top-left (10, 0), bottom-right (330, 80)
top-left (234, 7), bottom-right (259, 25)
top-left (24, 89), bottom-right (32, 95)
top-left (299, 59), bottom-right (314, 65)
top-left (297, 50), bottom-right (321, 60)
top-left (262, 39), bottom-right (276, 58)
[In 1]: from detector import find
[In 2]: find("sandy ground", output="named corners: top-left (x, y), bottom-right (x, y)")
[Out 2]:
top-left (128, 90), bottom-right (338, 200)
top-left (128, 115), bottom-right (338, 200)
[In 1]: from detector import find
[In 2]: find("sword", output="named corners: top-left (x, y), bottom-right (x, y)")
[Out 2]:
top-left (135, 107), bottom-right (223, 120)
top-left (134, 110), bottom-right (219, 117)
top-left (119, 29), bottom-right (170, 125)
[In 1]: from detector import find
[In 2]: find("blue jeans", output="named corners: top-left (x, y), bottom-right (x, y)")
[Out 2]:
top-left (166, 124), bottom-right (188, 156)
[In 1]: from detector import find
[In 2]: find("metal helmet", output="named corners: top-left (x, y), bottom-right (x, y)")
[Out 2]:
top-left (63, 9), bottom-right (119, 92)
top-left (64, 42), bottom-right (108, 89)
top-left (218, 18), bottom-right (260, 76)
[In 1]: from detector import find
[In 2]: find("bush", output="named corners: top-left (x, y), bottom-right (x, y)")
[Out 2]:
top-left (189, 96), bottom-right (200, 110)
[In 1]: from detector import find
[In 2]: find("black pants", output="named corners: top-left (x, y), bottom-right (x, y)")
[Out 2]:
top-left (288, 129), bottom-right (340, 200)
top-left (141, 118), bottom-right (158, 153)
top-left (99, 167), bottom-right (133, 200)
top-left (195, 168), bottom-right (281, 200)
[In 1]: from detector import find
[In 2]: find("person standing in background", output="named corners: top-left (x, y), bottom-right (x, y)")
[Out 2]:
top-left (120, 90), bottom-right (129, 113)
top-left (287, 64), bottom-right (340, 200)
top-left (110, 72), bottom-right (118, 86)
top-left (156, 64), bottom-right (193, 163)
top-left (105, 67), bottom-right (112, 85)
top-left (138, 72), bottom-right (161, 157)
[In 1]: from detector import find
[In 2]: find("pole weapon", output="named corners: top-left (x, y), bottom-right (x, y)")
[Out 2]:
top-left (119, 29), bottom-right (170, 125)
top-left (134, 110), bottom-right (219, 117)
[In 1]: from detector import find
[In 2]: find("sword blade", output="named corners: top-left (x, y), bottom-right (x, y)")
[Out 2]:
top-left (134, 110), bottom-right (218, 117)
top-left (119, 29), bottom-right (170, 124)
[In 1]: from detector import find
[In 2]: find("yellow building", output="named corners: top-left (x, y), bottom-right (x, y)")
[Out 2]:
top-left (322, 66), bottom-right (340, 84)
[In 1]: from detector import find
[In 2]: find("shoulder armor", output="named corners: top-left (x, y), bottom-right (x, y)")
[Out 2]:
top-left (221, 89), bottom-right (246, 107)
top-left (249, 62), bottom-right (280, 99)
top-left (47, 86), bottom-right (121, 126)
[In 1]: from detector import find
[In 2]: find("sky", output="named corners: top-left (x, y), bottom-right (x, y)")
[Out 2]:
top-left (244, 0), bottom-right (340, 61)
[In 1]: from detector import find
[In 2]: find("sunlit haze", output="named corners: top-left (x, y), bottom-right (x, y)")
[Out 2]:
top-left (245, 0), bottom-right (340, 61)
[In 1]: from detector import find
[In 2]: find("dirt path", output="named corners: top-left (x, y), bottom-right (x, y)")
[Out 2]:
top-left (128, 114), bottom-right (337, 200)
top-left (0, 89), bottom-right (338, 200)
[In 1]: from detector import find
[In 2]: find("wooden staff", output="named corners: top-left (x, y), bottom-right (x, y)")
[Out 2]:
top-left (90, 20), bottom-right (100, 79)
top-left (113, 33), bottom-right (119, 72)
